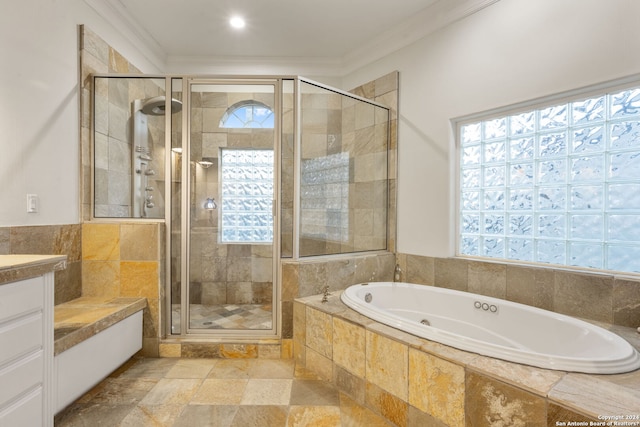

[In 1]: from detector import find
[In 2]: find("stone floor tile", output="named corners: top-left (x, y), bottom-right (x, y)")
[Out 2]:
top-left (229, 405), bottom-right (289, 427)
top-left (289, 380), bottom-right (340, 406)
top-left (208, 358), bottom-right (252, 379)
top-left (55, 403), bottom-right (135, 427)
top-left (115, 357), bottom-right (178, 379)
top-left (140, 378), bottom-right (202, 405)
top-left (247, 358), bottom-right (296, 378)
top-left (286, 405), bottom-right (341, 427)
top-left (165, 358), bottom-right (218, 379)
top-left (173, 405), bottom-right (239, 427)
top-left (241, 379), bottom-right (293, 405)
top-left (77, 377), bottom-right (159, 405)
top-left (190, 378), bottom-right (248, 405)
top-left (119, 404), bottom-right (185, 426)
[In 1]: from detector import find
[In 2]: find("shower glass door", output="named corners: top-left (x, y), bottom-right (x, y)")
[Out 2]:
top-left (179, 79), bottom-right (278, 336)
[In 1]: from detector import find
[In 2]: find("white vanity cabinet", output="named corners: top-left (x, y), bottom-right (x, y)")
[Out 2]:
top-left (0, 256), bottom-right (62, 427)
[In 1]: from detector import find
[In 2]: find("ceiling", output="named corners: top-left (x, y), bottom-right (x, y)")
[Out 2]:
top-left (86, 0), bottom-right (498, 74)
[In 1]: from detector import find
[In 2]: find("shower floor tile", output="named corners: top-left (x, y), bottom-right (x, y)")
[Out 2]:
top-left (171, 303), bottom-right (273, 332)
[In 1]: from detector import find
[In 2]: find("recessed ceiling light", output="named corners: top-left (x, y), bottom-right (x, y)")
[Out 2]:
top-left (230, 16), bottom-right (246, 29)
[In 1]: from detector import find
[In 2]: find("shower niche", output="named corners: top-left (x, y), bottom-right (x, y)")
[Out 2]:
top-left (91, 74), bottom-right (390, 339)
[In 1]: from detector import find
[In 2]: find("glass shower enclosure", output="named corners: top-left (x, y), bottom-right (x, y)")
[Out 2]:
top-left (92, 75), bottom-right (390, 340)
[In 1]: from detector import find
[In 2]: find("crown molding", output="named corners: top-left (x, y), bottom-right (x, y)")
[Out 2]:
top-left (165, 55), bottom-right (345, 76)
top-left (86, 0), bottom-right (500, 77)
top-left (341, 0), bottom-right (501, 75)
top-left (84, 0), bottom-right (167, 70)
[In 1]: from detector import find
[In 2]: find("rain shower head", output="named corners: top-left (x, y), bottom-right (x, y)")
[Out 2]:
top-left (141, 96), bottom-right (182, 116)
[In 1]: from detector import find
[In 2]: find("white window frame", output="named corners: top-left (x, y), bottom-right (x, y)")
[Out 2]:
top-left (455, 74), bottom-right (640, 274)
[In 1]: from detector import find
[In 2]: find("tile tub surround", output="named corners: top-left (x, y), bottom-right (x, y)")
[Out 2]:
top-left (294, 292), bottom-right (640, 426)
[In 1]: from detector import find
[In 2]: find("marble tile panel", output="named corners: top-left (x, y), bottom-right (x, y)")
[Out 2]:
top-left (55, 403), bottom-right (135, 427)
top-left (220, 343), bottom-right (258, 358)
top-left (281, 339), bottom-right (294, 359)
top-left (434, 257), bottom-right (468, 291)
top-left (159, 343), bottom-right (181, 358)
top-left (554, 271), bottom-right (614, 323)
top-left (182, 343), bottom-right (222, 358)
top-left (408, 349), bottom-right (464, 427)
top-left (613, 277), bottom-right (640, 327)
top-left (247, 359), bottom-right (295, 379)
top-left (78, 377), bottom-right (158, 405)
top-left (165, 359), bottom-right (217, 379)
top-left (467, 356), bottom-right (565, 396)
top-left (209, 359), bottom-right (251, 379)
top-left (286, 406), bottom-right (341, 427)
top-left (281, 262), bottom-right (299, 301)
top-left (305, 346), bottom-right (333, 382)
top-left (548, 373), bottom-right (640, 418)
top-left (465, 371), bottom-right (547, 427)
top-left (191, 379), bottom-right (248, 405)
top-left (140, 378), bottom-right (201, 405)
top-left (241, 379), bottom-right (292, 405)
top-left (332, 317), bottom-right (365, 377)
top-left (120, 261), bottom-right (158, 298)
top-left (468, 260), bottom-right (507, 299)
top-left (257, 343), bottom-right (281, 359)
top-left (407, 405), bottom-right (449, 427)
top-left (405, 254), bottom-right (435, 285)
top-left (547, 402), bottom-right (599, 425)
top-left (119, 404), bottom-right (184, 426)
top-left (120, 223), bottom-right (158, 261)
top-left (338, 393), bottom-right (393, 427)
top-left (289, 380), bottom-right (340, 406)
top-left (365, 381), bottom-right (408, 427)
top-left (173, 405), bottom-right (238, 427)
top-left (374, 71), bottom-right (399, 97)
top-left (505, 264), bottom-right (555, 310)
top-left (334, 365), bottom-right (365, 404)
top-left (229, 405), bottom-right (288, 427)
top-left (305, 307), bottom-right (333, 358)
top-left (81, 260), bottom-right (120, 298)
top-left (365, 331), bottom-right (408, 401)
top-left (82, 223), bottom-right (120, 260)
top-left (115, 357), bottom-right (178, 379)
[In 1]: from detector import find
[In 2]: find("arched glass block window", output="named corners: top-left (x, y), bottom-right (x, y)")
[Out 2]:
top-left (219, 100), bottom-right (274, 129)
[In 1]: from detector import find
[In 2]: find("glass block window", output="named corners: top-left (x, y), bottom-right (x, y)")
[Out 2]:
top-left (220, 149), bottom-right (274, 243)
top-left (219, 101), bottom-right (274, 129)
top-left (458, 85), bottom-right (640, 273)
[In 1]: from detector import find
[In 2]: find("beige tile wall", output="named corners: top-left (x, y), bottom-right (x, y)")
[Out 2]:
top-left (396, 252), bottom-right (640, 328)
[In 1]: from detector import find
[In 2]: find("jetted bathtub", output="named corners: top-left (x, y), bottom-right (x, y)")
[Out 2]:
top-left (341, 282), bottom-right (640, 374)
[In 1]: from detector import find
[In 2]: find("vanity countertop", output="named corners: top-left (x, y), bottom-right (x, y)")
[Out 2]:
top-left (0, 254), bottom-right (67, 285)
